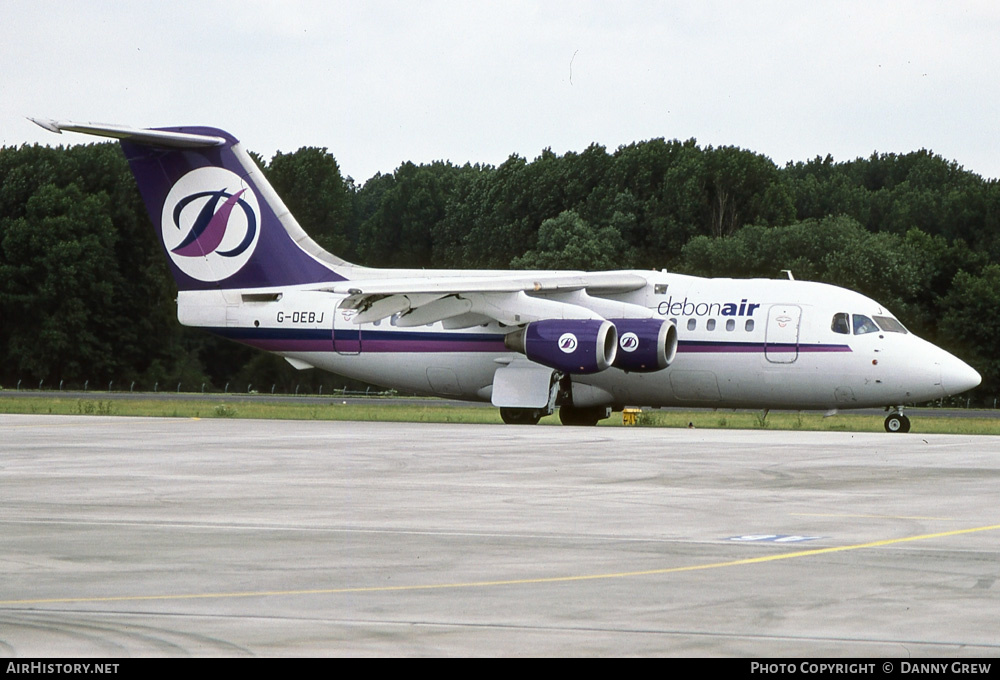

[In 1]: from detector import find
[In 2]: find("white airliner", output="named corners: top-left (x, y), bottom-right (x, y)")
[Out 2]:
top-left (33, 119), bottom-right (981, 432)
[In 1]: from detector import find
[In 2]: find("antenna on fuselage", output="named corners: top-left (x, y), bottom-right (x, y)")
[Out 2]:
top-left (780, 270), bottom-right (795, 280)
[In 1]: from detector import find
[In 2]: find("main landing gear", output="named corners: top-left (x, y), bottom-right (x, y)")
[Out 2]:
top-left (558, 405), bottom-right (611, 427)
top-left (499, 405), bottom-right (613, 426)
top-left (500, 408), bottom-right (543, 425)
top-left (498, 374), bottom-right (614, 426)
top-left (884, 407), bottom-right (911, 433)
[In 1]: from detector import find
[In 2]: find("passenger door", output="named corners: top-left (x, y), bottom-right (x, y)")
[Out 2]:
top-left (333, 307), bottom-right (362, 355)
top-left (765, 304), bottom-right (801, 363)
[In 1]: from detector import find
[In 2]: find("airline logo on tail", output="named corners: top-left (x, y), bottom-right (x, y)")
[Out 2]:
top-left (160, 167), bottom-right (261, 282)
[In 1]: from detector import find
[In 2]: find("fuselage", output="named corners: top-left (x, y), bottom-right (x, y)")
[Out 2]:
top-left (182, 270), bottom-right (980, 412)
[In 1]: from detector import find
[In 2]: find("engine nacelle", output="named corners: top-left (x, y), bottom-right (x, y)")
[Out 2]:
top-left (610, 318), bottom-right (677, 372)
top-left (504, 319), bottom-right (618, 374)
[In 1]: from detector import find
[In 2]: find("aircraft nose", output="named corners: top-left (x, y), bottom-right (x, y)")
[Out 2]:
top-left (939, 353), bottom-right (981, 397)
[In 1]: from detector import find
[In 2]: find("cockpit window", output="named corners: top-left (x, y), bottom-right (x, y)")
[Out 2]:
top-left (852, 314), bottom-right (880, 335)
top-left (873, 315), bottom-right (908, 334)
top-left (831, 313), bottom-right (850, 335)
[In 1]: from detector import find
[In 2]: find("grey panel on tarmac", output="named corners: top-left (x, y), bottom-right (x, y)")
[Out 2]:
top-left (2, 415), bottom-right (999, 657)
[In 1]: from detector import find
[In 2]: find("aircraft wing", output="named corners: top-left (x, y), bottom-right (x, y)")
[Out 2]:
top-left (324, 271), bottom-right (651, 328)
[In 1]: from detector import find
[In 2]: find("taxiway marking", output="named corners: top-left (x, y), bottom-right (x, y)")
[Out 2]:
top-left (3, 523), bottom-right (999, 607)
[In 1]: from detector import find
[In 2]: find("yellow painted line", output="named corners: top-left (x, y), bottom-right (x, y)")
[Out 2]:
top-left (3, 523), bottom-right (999, 607)
top-left (791, 512), bottom-right (964, 521)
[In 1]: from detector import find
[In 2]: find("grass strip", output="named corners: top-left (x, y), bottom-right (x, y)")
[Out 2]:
top-left (1, 395), bottom-right (998, 434)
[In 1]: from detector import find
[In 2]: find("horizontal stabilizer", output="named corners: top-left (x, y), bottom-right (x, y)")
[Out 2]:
top-left (29, 118), bottom-right (226, 148)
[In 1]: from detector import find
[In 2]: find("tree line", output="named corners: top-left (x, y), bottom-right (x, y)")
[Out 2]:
top-left (2, 138), bottom-right (998, 403)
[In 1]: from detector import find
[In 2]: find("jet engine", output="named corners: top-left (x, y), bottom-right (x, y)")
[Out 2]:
top-left (610, 318), bottom-right (677, 372)
top-left (504, 319), bottom-right (618, 374)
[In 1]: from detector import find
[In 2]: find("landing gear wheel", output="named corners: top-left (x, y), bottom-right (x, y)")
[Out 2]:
top-left (884, 413), bottom-right (911, 433)
top-left (558, 405), bottom-right (605, 426)
top-left (500, 408), bottom-right (542, 425)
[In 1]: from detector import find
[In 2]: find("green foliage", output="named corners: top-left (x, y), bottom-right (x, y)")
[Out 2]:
top-left (678, 217), bottom-right (939, 327)
top-left (264, 147), bottom-right (352, 257)
top-left (3, 133), bottom-right (1000, 404)
top-left (1, 182), bottom-right (118, 379)
top-left (213, 404), bottom-right (238, 418)
top-left (511, 210), bottom-right (632, 270)
top-left (785, 149), bottom-right (1000, 258)
top-left (76, 399), bottom-right (116, 416)
top-left (701, 145), bottom-right (795, 238)
top-left (356, 161), bottom-right (467, 267)
top-left (0, 143), bottom-right (181, 386)
top-left (939, 265), bottom-right (1000, 397)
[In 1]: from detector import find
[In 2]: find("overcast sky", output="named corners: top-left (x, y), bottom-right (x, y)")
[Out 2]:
top-left (3, 1), bottom-right (999, 183)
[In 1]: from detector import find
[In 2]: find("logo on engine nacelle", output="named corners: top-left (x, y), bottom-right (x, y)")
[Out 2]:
top-left (558, 333), bottom-right (578, 353)
top-left (620, 332), bottom-right (639, 352)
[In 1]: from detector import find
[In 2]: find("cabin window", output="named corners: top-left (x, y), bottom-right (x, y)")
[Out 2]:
top-left (745, 319), bottom-right (755, 332)
top-left (654, 283), bottom-right (668, 295)
top-left (831, 313), bottom-right (850, 334)
top-left (669, 317), bottom-right (678, 327)
top-left (706, 319), bottom-right (716, 331)
top-left (853, 314), bottom-right (880, 335)
top-left (726, 319), bottom-right (735, 331)
top-left (687, 318), bottom-right (697, 331)
top-left (874, 315), bottom-right (908, 334)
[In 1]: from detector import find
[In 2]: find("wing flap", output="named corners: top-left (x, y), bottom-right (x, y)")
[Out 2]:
top-left (333, 271), bottom-right (650, 326)
top-left (393, 296), bottom-right (473, 327)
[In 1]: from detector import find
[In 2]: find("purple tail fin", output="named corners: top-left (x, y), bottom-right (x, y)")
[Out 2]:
top-left (121, 126), bottom-right (347, 290)
top-left (31, 119), bottom-right (347, 291)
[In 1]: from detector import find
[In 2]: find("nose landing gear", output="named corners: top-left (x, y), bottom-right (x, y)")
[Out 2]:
top-left (884, 407), bottom-right (911, 433)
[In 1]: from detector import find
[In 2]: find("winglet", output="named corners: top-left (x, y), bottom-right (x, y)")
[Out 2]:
top-left (29, 118), bottom-right (226, 148)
